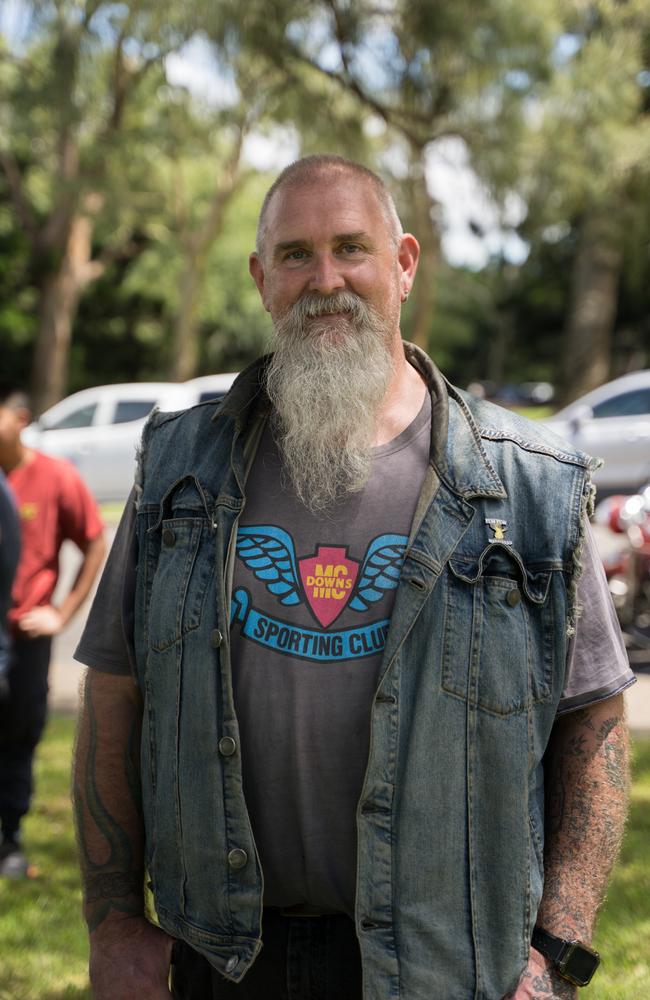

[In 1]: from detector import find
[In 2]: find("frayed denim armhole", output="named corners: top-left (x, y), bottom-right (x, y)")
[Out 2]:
top-left (566, 464), bottom-right (601, 638)
top-left (134, 406), bottom-right (160, 512)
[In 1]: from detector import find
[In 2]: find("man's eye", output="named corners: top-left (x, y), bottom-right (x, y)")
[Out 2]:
top-left (285, 249), bottom-right (307, 261)
top-left (340, 244), bottom-right (363, 255)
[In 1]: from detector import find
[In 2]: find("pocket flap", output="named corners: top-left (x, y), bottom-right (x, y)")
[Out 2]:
top-left (149, 474), bottom-right (214, 531)
top-left (448, 543), bottom-right (552, 604)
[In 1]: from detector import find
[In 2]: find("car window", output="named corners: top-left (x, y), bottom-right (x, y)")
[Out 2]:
top-left (46, 403), bottom-right (97, 430)
top-left (592, 388), bottom-right (650, 419)
top-left (198, 391), bottom-right (226, 403)
top-left (113, 400), bottom-right (157, 424)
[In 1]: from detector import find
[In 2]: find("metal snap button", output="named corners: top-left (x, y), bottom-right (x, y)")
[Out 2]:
top-left (211, 628), bottom-right (223, 648)
top-left (225, 955), bottom-right (239, 974)
top-left (228, 848), bottom-right (248, 870)
top-left (218, 736), bottom-right (237, 757)
top-left (162, 528), bottom-right (176, 547)
top-left (506, 588), bottom-right (521, 607)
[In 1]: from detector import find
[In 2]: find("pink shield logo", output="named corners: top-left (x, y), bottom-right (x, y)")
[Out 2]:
top-left (299, 546), bottom-right (360, 627)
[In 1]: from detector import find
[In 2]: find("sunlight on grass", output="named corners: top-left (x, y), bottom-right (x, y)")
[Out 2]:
top-left (0, 717), bottom-right (648, 998)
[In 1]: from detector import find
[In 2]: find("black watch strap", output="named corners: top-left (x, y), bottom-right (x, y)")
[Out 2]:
top-left (532, 926), bottom-right (569, 964)
top-left (531, 925), bottom-right (600, 988)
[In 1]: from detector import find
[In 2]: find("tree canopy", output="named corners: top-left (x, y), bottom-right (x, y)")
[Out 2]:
top-left (1, 0), bottom-right (649, 410)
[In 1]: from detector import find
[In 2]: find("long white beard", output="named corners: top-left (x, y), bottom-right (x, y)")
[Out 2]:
top-left (265, 291), bottom-right (395, 513)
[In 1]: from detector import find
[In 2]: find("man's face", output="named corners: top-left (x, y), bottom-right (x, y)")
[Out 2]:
top-left (250, 174), bottom-right (412, 347)
top-left (0, 404), bottom-right (24, 468)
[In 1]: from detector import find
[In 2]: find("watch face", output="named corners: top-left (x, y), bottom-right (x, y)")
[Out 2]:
top-left (561, 944), bottom-right (600, 986)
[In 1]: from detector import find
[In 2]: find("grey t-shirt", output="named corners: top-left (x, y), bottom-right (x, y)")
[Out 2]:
top-left (75, 400), bottom-right (635, 915)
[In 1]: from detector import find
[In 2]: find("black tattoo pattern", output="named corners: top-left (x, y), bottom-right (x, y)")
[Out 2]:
top-left (73, 682), bottom-right (145, 932)
top-left (505, 966), bottom-right (577, 999)
top-left (539, 702), bottom-right (629, 942)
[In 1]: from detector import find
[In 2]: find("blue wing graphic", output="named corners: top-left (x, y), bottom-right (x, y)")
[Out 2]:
top-left (236, 525), bottom-right (302, 606)
top-left (349, 533), bottom-right (408, 612)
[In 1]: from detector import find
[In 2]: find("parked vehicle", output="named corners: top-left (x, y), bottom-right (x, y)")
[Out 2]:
top-left (22, 374), bottom-right (237, 502)
top-left (543, 370), bottom-right (650, 493)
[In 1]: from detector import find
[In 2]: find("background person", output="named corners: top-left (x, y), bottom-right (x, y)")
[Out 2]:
top-left (0, 387), bottom-right (105, 878)
top-left (73, 156), bottom-right (634, 1000)
top-left (0, 468), bottom-right (20, 699)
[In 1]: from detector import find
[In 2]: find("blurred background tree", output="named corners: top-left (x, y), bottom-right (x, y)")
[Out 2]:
top-left (1, 0), bottom-right (649, 411)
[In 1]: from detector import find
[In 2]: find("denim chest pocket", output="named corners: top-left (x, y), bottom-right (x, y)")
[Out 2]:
top-left (146, 477), bottom-right (216, 652)
top-left (441, 543), bottom-right (555, 716)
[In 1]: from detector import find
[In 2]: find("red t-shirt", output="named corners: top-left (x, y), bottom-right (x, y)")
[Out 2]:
top-left (7, 450), bottom-right (104, 627)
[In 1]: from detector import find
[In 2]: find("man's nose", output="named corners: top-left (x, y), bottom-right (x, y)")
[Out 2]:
top-left (308, 254), bottom-right (346, 295)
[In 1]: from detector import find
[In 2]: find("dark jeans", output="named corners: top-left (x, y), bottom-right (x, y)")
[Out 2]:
top-left (171, 910), bottom-right (363, 1000)
top-left (0, 634), bottom-right (51, 839)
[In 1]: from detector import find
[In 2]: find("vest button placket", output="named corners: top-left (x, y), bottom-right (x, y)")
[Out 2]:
top-left (211, 628), bottom-right (223, 648)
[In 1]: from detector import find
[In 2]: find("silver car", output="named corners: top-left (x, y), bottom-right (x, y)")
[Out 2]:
top-left (22, 374), bottom-right (237, 502)
top-left (543, 370), bottom-right (650, 494)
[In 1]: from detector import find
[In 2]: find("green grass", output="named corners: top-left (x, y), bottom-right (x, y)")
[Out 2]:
top-left (98, 501), bottom-right (125, 525)
top-left (1, 717), bottom-right (649, 998)
top-left (511, 405), bottom-right (555, 420)
top-left (0, 714), bottom-right (90, 999)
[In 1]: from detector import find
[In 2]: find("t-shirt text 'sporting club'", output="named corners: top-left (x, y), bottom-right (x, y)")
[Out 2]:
top-left (231, 525), bottom-right (408, 663)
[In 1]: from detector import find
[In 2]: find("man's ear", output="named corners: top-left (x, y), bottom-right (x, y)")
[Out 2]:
top-left (397, 234), bottom-right (420, 300)
top-left (14, 406), bottom-right (31, 430)
top-left (249, 252), bottom-right (270, 313)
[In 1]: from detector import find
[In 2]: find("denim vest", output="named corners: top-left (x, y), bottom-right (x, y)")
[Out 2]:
top-left (133, 345), bottom-right (597, 1000)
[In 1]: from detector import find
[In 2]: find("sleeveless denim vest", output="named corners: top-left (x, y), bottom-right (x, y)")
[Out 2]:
top-left (132, 344), bottom-right (597, 1000)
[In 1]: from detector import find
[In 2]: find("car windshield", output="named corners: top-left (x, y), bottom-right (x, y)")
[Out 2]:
top-left (46, 403), bottom-right (97, 430)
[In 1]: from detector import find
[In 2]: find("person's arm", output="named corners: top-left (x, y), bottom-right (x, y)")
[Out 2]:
top-left (72, 668), bottom-right (173, 999)
top-left (17, 532), bottom-right (106, 637)
top-left (507, 693), bottom-right (630, 999)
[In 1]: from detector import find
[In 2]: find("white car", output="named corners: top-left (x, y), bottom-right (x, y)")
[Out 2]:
top-left (543, 370), bottom-right (650, 493)
top-left (23, 374), bottom-right (237, 502)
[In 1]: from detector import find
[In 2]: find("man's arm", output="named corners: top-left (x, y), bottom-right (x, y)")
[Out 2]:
top-left (72, 668), bottom-right (173, 999)
top-left (507, 693), bottom-right (630, 999)
top-left (18, 532), bottom-right (106, 637)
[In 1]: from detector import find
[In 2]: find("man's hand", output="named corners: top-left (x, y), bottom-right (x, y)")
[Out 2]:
top-left (504, 948), bottom-right (577, 1000)
top-left (89, 913), bottom-right (175, 999)
top-left (17, 604), bottom-right (64, 637)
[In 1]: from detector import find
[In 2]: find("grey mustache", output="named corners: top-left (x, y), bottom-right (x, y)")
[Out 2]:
top-left (295, 293), bottom-right (365, 319)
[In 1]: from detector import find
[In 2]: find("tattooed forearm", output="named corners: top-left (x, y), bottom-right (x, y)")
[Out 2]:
top-left (538, 695), bottom-right (630, 942)
top-left (86, 870), bottom-right (144, 903)
top-left (72, 669), bottom-right (146, 932)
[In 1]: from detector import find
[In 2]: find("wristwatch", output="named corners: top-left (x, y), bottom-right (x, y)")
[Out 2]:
top-left (531, 926), bottom-right (600, 987)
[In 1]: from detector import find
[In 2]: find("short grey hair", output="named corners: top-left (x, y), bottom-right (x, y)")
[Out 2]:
top-left (255, 154), bottom-right (403, 258)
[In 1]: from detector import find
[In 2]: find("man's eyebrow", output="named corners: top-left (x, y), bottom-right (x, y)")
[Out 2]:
top-left (334, 231), bottom-right (370, 243)
top-left (272, 239), bottom-right (307, 257)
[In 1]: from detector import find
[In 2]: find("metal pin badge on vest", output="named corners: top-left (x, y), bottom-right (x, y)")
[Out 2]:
top-left (485, 518), bottom-right (513, 546)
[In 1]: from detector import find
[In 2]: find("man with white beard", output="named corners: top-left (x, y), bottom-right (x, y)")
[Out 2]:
top-left (73, 156), bottom-right (634, 1000)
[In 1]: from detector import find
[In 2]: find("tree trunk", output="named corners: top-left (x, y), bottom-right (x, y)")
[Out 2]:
top-left (30, 213), bottom-right (97, 413)
top-left (560, 215), bottom-right (622, 405)
top-left (170, 253), bottom-right (205, 381)
top-left (407, 159), bottom-right (441, 351)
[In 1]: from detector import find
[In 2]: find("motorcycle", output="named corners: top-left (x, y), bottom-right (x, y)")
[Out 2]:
top-left (593, 484), bottom-right (650, 643)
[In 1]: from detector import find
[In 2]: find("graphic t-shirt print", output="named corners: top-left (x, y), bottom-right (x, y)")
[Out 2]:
top-left (231, 525), bottom-right (407, 662)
